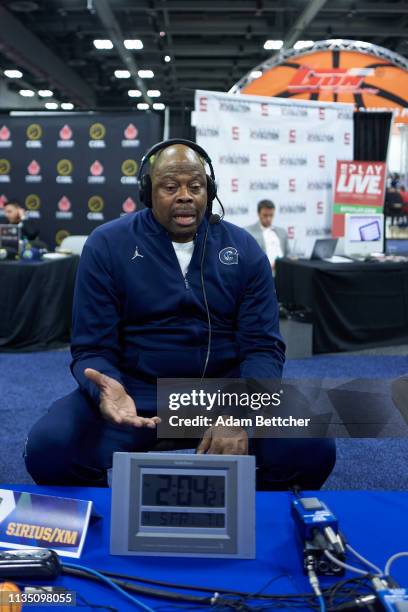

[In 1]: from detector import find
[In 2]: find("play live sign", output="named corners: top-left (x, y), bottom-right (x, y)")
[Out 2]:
top-left (332, 160), bottom-right (386, 237)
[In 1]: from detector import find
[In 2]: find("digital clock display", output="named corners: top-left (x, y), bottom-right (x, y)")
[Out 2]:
top-left (142, 474), bottom-right (225, 508)
top-left (141, 511), bottom-right (225, 528)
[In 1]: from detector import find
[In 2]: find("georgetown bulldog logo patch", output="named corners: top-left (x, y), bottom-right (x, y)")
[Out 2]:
top-left (219, 247), bottom-right (239, 265)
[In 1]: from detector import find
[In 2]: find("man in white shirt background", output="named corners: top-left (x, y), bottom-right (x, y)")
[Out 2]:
top-left (245, 200), bottom-right (289, 272)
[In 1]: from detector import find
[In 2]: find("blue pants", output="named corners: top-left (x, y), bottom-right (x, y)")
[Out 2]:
top-left (25, 389), bottom-right (336, 490)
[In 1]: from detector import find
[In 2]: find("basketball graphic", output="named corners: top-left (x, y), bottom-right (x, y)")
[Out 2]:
top-left (235, 40), bottom-right (408, 123)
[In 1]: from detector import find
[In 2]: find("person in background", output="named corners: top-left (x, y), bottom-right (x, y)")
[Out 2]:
top-left (2, 199), bottom-right (40, 242)
top-left (245, 200), bottom-right (289, 272)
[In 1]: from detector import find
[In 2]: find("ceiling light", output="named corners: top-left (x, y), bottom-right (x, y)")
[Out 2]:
top-left (147, 89), bottom-right (161, 97)
top-left (164, 55), bottom-right (171, 62)
top-left (153, 103), bottom-right (165, 110)
top-left (19, 89), bottom-right (35, 97)
top-left (137, 103), bottom-right (149, 110)
top-left (128, 90), bottom-right (142, 97)
top-left (4, 69), bottom-right (23, 78)
top-left (115, 70), bottom-right (131, 78)
top-left (61, 102), bottom-right (74, 110)
top-left (124, 39), bottom-right (143, 49)
top-left (293, 40), bottom-right (315, 50)
top-left (263, 40), bottom-right (283, 50)
top-left (93, 39), bottom-right (113, 50)
top-left (45, 102), bottom-right (59, 109)
top-left (250, 71), bottom-right (262, 79)
top-left (38, 89), bottom-right (53, 97)
top-left (138, 69), bottom-right (154, 78)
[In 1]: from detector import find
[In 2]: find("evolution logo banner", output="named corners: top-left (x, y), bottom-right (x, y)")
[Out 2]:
top-left (332, 160), bottom-right (386, 237)
top-left (193, 90), bottom-right (353, 256)
top-left (0, 113), bottom-right (162, 248)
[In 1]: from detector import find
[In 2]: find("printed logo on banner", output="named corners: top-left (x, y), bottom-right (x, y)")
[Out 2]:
top-left (0, 194), bottom-right (8, 208)
top-left (307, 132), bottom-right (334, 142)
top-left (231, 178), bottom-right (239, 192)
top-left (318, 155), bottom-right (326, 168)
top-left (89, 123), bottom-right (106, 148)
top-left (88, 160), bottom-right (105, 184)
top-left (198, 96), bottom-right (208, 112)
top-left (87, 196), bottom-right (105, 221)
top-left (306, 227), bottom-right (331, 237)
top-left (26, 124), bottom-right (43, 148)
top-left (0, 126), bottom-right (12, 148)
top-left (25, 194), bottom-right (41, 219)
top-left (279, 203), bottom-right (306, 214)
top-left (319, 108), bottom-right (326, 120)
top-left (288, 226), bottom-right (295, 239)
top-left (289, 178), bottom-right (296, 192)
top-left (249, 180), bottom-right (279, 191)
top-left (250, 129), bottom-right (279, 140)
top-left (122, 124), bottom-right (140, 148)
top-left (122, 197), bottom-right (137, 213)
top-left (219, 154), bottom-right (249, 165)
top-left (55, 229), bottom-right (70, 246)
top-left (308, 180), bottom-right (332, 190)
top-left (280, 156), bottom-right (307, 166)
top-left (56, 159), bottom-right (73, 184)
top-left (196, 127), bottom-right (219, 138)
top-left (260, 103), bottom-right (268, 116)
top-left (219, 100), bottom-right (251, 113)
top-left (317, 201), bottom-right (324, 215)
top-left (121, 159), bottom-right (138, 184)
top-left (287, 66), bottom-right (377, 95)
top-left (231, 126), bottom-right (239, 140)
top-left (26, 160), bottom-right (42, 183)
top-left (223, 204), bottom-right (249, 215)
top-left (344, 132), bottom-right (351, 146)
top-left (289, 129), bottom-right (296, 143)
top-left (58, 124), bottom-right (74, 148)
top-left (56, 196), bottom-right (73, 219)
top-left (0, 159), bottom-right (11, 182)
top-left (281, 107), bottom-right (308, 117)
top-left (260, 153), bottom-right (268, 167)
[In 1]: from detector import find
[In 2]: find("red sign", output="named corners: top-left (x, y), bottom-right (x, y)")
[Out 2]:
top-left (58, 196), bottom-right (71, 212)
top-left (332, 160), bottom-right (386, 236)
top-left (90, 160), bottom-right (104, 176)
top-left (122, 197), bottom-right (136, 213)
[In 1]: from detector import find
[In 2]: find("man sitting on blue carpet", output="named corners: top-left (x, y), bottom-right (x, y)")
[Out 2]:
top-left (25, 140), bottom-right (335, 489)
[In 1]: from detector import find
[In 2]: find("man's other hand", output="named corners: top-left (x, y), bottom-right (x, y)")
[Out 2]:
top-left (84, 368), bottom-right (161, 428)
top-left (196, 422), bottom-right (248, 455)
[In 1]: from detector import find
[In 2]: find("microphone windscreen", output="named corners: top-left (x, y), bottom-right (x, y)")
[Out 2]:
top-left (209, 213), bottom-right (221, 225)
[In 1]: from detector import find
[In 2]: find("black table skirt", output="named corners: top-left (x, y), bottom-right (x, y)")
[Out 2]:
top-left (275, 258), bottom-right (408, 353)
top-left (0, 256), bottom-right (79, 351)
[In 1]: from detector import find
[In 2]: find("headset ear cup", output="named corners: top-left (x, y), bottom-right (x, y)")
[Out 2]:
top-left (140, 174), bottom-right (152, 208)
top-left (206, 175), bottom-right (217, 206)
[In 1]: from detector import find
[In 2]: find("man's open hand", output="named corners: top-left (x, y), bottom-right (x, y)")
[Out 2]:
top-left (196, 421), bottom-right (248, 455)
top-left (84, 368), bottom-right (161, 428)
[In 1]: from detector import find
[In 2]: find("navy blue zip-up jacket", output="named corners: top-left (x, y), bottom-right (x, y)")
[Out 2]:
top-left (71, 209), bottom-right (285, 411)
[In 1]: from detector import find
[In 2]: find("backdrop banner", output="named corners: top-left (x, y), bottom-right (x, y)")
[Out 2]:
top-left (192, 90), bottom-right (354, 256)
top-left (0, 112), bottom-right (162, 248)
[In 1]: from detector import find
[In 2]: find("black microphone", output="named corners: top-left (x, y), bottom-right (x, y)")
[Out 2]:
top-left (209, 214), bottom-right (221, 224)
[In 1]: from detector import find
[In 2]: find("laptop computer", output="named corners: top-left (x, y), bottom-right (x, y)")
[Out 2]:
top-left (310, 238), bottom-right (338, 260)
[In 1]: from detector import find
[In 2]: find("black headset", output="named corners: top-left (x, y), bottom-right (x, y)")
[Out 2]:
top-left (137, 138), bottom-right (225, 378)
top-left (136, 138), bottom-right (219, 222)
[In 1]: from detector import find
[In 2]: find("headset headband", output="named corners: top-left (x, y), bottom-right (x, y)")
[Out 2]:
top-left (137, 138), bottom-right (216, 183)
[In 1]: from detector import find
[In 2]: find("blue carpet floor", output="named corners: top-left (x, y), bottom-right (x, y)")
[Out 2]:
top-left (1, 350), bottom-right (408, 488)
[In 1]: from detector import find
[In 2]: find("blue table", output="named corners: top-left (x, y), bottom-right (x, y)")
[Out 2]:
top-left (2, 485), bottom-right (408, 611)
